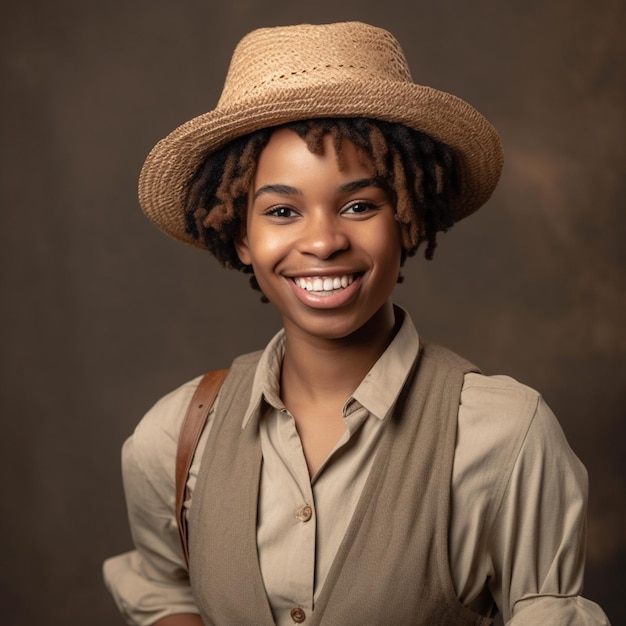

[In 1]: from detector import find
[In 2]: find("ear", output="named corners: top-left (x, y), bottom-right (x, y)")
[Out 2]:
top-left (234, 229), bottom-right (252, 266)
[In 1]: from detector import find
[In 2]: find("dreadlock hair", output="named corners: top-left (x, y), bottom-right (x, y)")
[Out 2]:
top-left (185, 117), bottom-right (458, 295)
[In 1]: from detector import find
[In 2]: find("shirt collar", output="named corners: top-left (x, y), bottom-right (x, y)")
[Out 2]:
top-left (241, 305), bottom-right (420, 428)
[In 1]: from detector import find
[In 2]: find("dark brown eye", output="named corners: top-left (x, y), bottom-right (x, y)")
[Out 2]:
top-left (343, 201), bottom-right (376, 215)
top-left (267, 206), bottom-right (297, 218)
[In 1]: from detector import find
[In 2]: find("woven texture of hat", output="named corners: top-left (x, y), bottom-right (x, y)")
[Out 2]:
top-left (217, 23), bottom-right (413, 107)
top-left (138, 22), bottom-right (503, 249)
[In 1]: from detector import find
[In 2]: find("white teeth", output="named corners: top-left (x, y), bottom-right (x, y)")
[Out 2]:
top-left (294, 274), bottom-right (355, 293)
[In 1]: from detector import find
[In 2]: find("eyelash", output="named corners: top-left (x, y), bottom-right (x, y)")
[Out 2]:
top-left (342, 201), bottom-right (378, 214)
top-left (264, 200), bottom-right (379, 219)
top-left (266, 206), bottom-right (297, 218)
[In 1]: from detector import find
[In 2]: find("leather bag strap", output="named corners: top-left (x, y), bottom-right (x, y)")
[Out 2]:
top-left (175, 368), bottom-right (229, 568)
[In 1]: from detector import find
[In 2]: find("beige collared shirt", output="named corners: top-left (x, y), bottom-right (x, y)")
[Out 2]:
top-left (104, 310), bottom-right (609, 625)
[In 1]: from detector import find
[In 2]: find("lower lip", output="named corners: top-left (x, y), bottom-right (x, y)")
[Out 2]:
top-left (287, 275), bottom-right (363, 309)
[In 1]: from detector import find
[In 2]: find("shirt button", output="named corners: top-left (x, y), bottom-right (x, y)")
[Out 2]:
top-left (296, 504), bottom-right (313, 522)
top-left (290, 607), bottom-right (306, 623)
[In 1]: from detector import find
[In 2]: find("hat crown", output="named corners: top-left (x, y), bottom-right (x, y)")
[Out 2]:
top-left (217, 22), bottom-right (413, 109)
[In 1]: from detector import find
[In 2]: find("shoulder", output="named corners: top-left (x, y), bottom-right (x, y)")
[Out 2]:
top-left (456, 372), bottom-right (543, 471)
top-left (133, 375), bottom-right (205, 453)
top-left (461, 372), bottom-right (541, 423)
top-left (132, 349), bottom-right (262, 449)
top-left (122, 375), bottom-right (205, 494)
top-left (420, 341), bottom-right (477, 374)
top-left (458, 372), bottom-right (551, 458)
top-left (454, 372), bottom-right (587, 546)
top-left (229, 349), bottom-right (264, 377)
top-left (124, 350), bottom-right (264, 482)
top-left (459, 372), bottom-right (578, 455)
top-left (456, 371), bottom-right (586, 503)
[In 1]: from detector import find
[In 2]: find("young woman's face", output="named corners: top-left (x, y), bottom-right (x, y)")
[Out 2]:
top-left (236, 128), bottom-right (403, 343)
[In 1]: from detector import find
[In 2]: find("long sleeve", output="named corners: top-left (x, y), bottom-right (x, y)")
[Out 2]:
top-left (104, 325), bottom-right (611, 624)
top-left (103, 378), bottom-right (204, 625)
top-left (491, 396), bottom-right (609, 624)
top-left (451, 373), bottom-right (609, 624)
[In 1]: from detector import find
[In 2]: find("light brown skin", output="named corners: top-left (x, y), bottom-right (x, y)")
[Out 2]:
top-left (235, 129), bottom-right (403, 476)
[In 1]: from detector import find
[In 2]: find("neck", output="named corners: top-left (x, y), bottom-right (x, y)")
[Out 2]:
top-left (280, 302), bottom-right (399, 405)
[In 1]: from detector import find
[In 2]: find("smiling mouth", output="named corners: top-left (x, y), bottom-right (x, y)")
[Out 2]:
top-left (292, 274), bottom-right (357, 295)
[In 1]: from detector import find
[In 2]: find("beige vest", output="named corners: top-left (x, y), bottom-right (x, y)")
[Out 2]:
top-left (188, 343), bottom-right (493, 625)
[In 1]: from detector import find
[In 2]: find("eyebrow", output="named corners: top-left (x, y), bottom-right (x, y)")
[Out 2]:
top-left (338, 178), bottom-right (383, 194)
top-left (253, 178), bottom-right (383, 200)
top-left (253, 184), bottom-right (301, 200)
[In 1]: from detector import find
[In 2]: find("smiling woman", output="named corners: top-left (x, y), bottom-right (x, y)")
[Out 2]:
top-left (235, 128), bottom-right (401, 346)
top-left (103, 21), bottom-right (610, 626)
top-left (184, 116), bottom-right (459, 285)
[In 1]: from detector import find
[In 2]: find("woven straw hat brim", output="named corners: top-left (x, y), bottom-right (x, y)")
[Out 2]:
top-left (139, 80), bottom-right (503, 249)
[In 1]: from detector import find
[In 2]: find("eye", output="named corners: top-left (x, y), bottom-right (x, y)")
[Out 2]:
top-left (265, 206), bottom-right (298, 218)
top-left (342, 201), bottom-right (378, 215)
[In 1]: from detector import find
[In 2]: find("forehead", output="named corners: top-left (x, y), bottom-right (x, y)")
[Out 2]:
top-left (253, 127), bottom-right (375, 186)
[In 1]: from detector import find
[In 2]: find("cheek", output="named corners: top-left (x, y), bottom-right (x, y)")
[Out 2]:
top-left (246, 228), bottom-right (290, 267)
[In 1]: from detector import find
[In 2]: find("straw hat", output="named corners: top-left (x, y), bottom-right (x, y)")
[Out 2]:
top-left (139, 21), bottom-right (503, 249)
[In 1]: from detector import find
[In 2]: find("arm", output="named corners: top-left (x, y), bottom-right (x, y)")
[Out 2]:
top-left (488, 396), bottom-right (610, 624)
top-left (104, 379), bottom-right (207, 625)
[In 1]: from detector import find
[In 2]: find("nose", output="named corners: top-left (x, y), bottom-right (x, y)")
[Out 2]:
top-left (298, 212), bottom-right (349, 259)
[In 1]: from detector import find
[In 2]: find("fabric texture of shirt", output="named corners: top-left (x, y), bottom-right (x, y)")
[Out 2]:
top-left (188, 339), bottom-right (493, 626)
top-left (103, 309), bottom-right (610, 625)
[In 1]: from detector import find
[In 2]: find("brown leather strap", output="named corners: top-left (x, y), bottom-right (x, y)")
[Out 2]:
top-left (175, 368), bottom-right (229, 569)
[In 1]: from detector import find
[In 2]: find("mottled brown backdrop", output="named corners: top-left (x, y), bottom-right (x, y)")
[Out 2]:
top-left (1, 1), bottom-right (624, 624)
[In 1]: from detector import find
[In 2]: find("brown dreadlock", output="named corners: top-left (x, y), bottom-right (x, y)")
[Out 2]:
top-left (185, 117), bottom-right (458, 293)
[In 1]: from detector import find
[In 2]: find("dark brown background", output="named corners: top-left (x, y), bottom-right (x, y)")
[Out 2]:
top-left (1, 1), bottom-right (624, 624)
